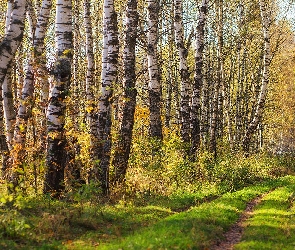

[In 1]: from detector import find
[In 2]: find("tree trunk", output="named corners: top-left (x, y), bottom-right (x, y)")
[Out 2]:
top-left (84, 0), bottom-right (97, 169)
top-left (216, 0), bottom-right (224, 141)
top-left (242, 0), bottom-right (270, 153)
top-left (165, 3), bottom-right (175, 128)
top-left (3, 68), bottom-right (16, 151)
top-left (0, 80), bottom-right (10, 179)
top-left (12, 65), bottom-right (34, 165)
top-left (191, 0), bottom-right (209, 155)
top-left (0, 0), bottom-right (26, 186)
top-left (174, 0), bottom-right (191, 144)
top-left (147, 0), bottom-right (163, 140)
top-left (34, 0), bottom-right (53, 151)
top-left (209, 0), bottom-right (223, 159)
top-left (12, 3), bottom-right (36, 166)
top-left (89, 0), bottom-right (119, 195)
top-left (0, 0), bottom-right (26, 88)
top-left (2, 1), bottom-right (15, 151)
top-left (12, 0), bottom-right (52, 187)
top-left (113, 0), bottom-right (138, 183)
top-left (44, 0), bottom-right (73, 196)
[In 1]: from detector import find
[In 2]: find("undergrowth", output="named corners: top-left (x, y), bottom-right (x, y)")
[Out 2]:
top-left (0, 133), bottom-right (294, 249)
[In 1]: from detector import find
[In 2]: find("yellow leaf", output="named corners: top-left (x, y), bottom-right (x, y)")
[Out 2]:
top-left (19, 124), bottom-right (25, 132)
top-left (86, 106), bottom-right (94, 113)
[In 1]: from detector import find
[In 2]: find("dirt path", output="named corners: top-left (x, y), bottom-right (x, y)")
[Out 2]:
top-left (211, 193), bottom-right (266, 250)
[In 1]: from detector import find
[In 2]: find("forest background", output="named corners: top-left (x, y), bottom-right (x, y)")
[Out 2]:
top-left (1, 0), bottom-right (295, 248)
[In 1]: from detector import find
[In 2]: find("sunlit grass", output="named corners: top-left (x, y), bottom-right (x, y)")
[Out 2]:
top-left (0, 154), bottom-right (294, 250)
top-left (235, 183), bottom-right (295, 250)
top-left (92, 178), bottom-right (294, 250)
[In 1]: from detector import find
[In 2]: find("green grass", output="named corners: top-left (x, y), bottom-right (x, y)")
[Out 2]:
top-left (93, 177), bottom-right (295, 250)
top-left (0, 185), bottom-right (221, 249)
top-left (1, 175), bottom-right (295, 249)
top-left (235, 179), bottom-right (295, 250)
top-left (0, 200), bottom-right (173, 249)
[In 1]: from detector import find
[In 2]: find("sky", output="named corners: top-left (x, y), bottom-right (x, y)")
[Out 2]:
top-left (279, 0), bottom-right (295, 29)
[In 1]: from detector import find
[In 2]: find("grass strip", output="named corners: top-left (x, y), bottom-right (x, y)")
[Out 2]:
top-left (235, 180), bottom-right (295, 250)
top-left (95, 177), bottom-right (295, 250)
top-left (0, 188), bottom-right (219, 249)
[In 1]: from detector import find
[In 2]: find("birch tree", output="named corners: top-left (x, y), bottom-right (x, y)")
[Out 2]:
top-left (0, 0), bottom-right (26, 93)
top-left (12, 0), bottom-right (53, 167)
top-left (2, 0), bottom-right (16, 150)
top-left (35, 0), bottom-right (53, 150)
top-left (164, 4), bottom-right (175, 128)
top-left (12, 2), bottom-right (37, 166)
top-left (209, 0), bottom-right (223, 158)
top-left (147, 0), bottom-right (163, 140)
top-left (0, 0), bottom-right (26, 183)
top-left (84, 0), bottom-right (97, 171)
top-left (0, 0), bottom-right (14, 177)
top-left (113, 0), bottom-right (138, 183)
top-left (242, 0), bottom-right (271, 153)
top-left (90, 0), bottom-right (119, 195)
top-left (3, 68), bottom-right (16, 151)
top-left (44, 0), bottom-right (73, 195)
top-left (174, 0), bottom-right (191, 145)
top-left (191, 0), bottom-right (209, 154)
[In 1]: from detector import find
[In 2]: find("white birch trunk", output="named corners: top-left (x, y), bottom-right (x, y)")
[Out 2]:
top-left (0, 0), bottom-right (26, 188)
top-left (191, 0), bottom-right (209, 154)
top-left (113, 0), bottom-right (138, 183)
top-left (174, 0), bottom-right (191, 144)
top-left (12, 5), bottom-right (36, 163)
top-left (0, 0), bottom-right (26, 85)
top-left (242, 0), bottom-right (271, 152)
top-left (91, 0), bottom-right (119, 194)
top-left (44, 0), bottom-right (73, 195)
top-left (147, 0), bottom-right (163, 139)
top-left (0, 91), bottom-right (9, 178)
top-left (0, 0), bottom-right (14, 175)
top-left (34, 0), bottom-right (53, 149)
top-left (84, 0), bottom-right (96, 156)
top-left (2, 1), bottom-right (16, 151)
top-left (35, 0), bottom-right (53, 103)
top-left (13, 0), bottom-right (53, 165)
top-left (209, 0), bottom-right (223, 158)
top-left (3, 68), bottom-right (16, 151)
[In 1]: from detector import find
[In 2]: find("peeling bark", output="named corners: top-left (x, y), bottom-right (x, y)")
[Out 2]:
top-left (0, 0), bottom-right (26, 85)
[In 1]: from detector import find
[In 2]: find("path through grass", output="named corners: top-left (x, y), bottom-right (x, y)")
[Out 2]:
top-left (1, 176), bottom-right (295, 249)
top-left (94, 177), bottom-right (295, 250)
top-left (235, 182), bottom-right (295, 249)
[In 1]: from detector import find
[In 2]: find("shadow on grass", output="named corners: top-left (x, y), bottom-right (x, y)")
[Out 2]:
top-left (1, 176), bottom-right (294, 250)
top-left (235, 185), bottom-right (295, 250)
top-left (96, 180), bottom-right (284, 250)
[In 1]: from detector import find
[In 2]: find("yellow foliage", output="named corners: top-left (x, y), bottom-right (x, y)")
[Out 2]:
top-left (19, 124), bottom-right (26, 133)
top-left (63, 49), bottom-right (72, 56)
top-left (134, 106), bottom-right (149, 121)
top-left (86, 106), bottom-right (94, 113)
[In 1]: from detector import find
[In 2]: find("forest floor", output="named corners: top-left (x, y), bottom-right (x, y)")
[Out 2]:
top-left (1, 176), bottom-right (295, 249)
